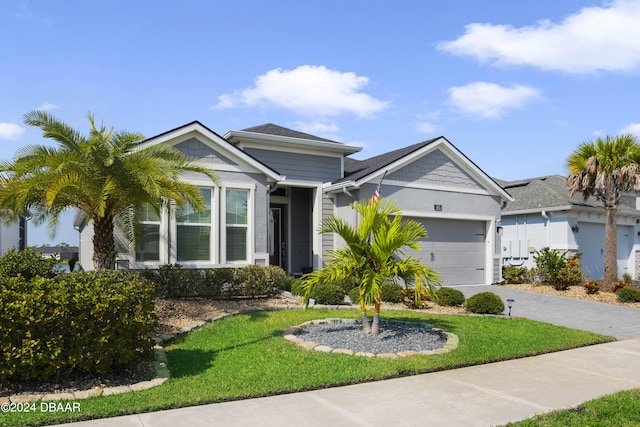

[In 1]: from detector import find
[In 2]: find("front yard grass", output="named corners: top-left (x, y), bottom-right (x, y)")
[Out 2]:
top-left (505, 388), bottom-right (640, 426)
top-left (5, 308), bottom-right (613, 427)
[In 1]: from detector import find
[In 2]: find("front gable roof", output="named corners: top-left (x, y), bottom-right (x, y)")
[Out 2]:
top-left (331, 136), bottom-right (512, 201)
top-left (224, 123), bottom-right (361, 157)
top-left (500, 174), bottom-right (640, 216)
top-left (138, 121), bottom-right (283, 182)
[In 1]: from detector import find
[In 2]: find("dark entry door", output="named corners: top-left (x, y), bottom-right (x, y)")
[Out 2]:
top-left (270, 204), bottom-right (287, 271)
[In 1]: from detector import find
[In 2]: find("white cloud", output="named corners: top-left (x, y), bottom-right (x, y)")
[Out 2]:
top-left (213, 65), bottom-right (389, 117)
top-left (36, 103), bottom-right (59, 111)
top-left (0, 122), bottom-right (25, 140)
top-left (447, 82), bottom-right (541, 119)
top-left (620, 122), bottom-right (640, 136)
top-left (437, 0), bottom-right (640, 73)
top-left (415, 122), bottom-right (440, 133)
top-left (293, 120), bottom-right (340, 134)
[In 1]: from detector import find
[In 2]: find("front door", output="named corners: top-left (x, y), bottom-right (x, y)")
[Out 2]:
top-left (269, 204), bottom-right (287, 271)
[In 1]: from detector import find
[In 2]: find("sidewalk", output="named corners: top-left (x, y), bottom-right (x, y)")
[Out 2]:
top-left (57, 338), bottom-right (640, 427)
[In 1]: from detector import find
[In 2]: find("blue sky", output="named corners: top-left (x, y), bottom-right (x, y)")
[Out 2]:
top-left (2, 0), bottom-right (640, 246)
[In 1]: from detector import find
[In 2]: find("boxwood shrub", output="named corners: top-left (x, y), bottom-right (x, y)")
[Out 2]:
top-left (310, 282), bottom-right (345, 305)
top-left (0, 271), bottom-right (156, 383)
top-left (435, 287), bottom-right (465, 306)
top-left (465, 292), bottom-right (505, 315)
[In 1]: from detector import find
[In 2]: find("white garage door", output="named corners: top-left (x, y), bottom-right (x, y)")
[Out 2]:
top-left (409, 218), bottom-right (486, 286)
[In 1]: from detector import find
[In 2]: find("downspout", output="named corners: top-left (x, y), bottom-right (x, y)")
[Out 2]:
top-left (541, 210), bottom-right (550, 247)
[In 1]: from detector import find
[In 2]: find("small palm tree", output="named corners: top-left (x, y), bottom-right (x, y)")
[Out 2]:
top-left (567, 134), bottom-right (640, 285)
top-left (0, 111), bottom-right (219, 270)
top-left (300, 198), bottom-right (440, 334)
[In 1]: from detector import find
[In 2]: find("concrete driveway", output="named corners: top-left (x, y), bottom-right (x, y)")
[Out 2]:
top-left (452, 285), bottom-right (640, 339)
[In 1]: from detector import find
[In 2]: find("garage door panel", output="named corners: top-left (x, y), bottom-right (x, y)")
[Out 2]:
top-left (409, 218), bottom-right (486, 286)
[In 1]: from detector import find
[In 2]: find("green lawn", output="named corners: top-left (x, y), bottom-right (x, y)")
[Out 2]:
top-left (4, 308), bottom-right (613, 427)
top-left (505, 388), bottom-right (640, 426)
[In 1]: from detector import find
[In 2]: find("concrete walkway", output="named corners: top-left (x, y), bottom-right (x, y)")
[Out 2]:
top-left (55, 287), bottom-right (640, 427)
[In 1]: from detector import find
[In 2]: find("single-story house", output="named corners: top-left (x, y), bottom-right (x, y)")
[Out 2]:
top-left (498, 174), bottom-right (640, 280)
top-left (75, 122), bottom-right (512, 286)
top-left (0, 218), bottom-right (26, 254)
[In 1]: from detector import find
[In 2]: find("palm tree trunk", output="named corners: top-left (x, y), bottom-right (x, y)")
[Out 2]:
top-left (604, 202), bottom-right (618, 287)
top-left (360, 300), bottom-right (371, 333)
top-left (371, 301), bottom-right (381, 334)
top-left (93, 214), bottom-right (116, 270)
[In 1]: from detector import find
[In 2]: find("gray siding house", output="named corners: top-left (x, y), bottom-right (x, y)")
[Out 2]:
top-left (499, 175), bottom-right (640, 280)
top-left (76, 122), bottom-right (512, 286)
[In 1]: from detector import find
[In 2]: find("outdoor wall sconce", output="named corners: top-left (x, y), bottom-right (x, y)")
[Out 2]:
top-left (571, 225), bottom-right (579, 233)
top-left (506, 298), bottom-right (515, 317)
top-left (496, 226), bottom-right (503, 234)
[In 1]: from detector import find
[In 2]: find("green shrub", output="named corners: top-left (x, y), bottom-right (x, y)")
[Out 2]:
top-left (0, 247), bottom-right (58, 280)
top-left (617, 287), bottom-right (640, 303)
top-left (279, 275), bottom-right (298, 292)
top-left (623, 272), bottom-right (633, 284)
top-left (264, 266), bottom-right (289, 291)
top-left (435, 287), bottom-right (465, 306)
top-left (533, 248), bottom-right (585, 290)
top-left (348, 286), bottom-right (361, 304)
top-left (143, 264), bottom-right (201, 297)
top-left (202, 267), bottom-right (236, 298)
top-left (0, 271), bottom-right (155, 383)
top-left (310, 282), bottom-right (345, 305)
top-left (238, 264), bottom-right (272, 298)
top-left (380, 282), bottom-right (403, 303)
top-left (502, 265), bottom-right (529, 284)
top-left (465, 292), bottom-right (505, 315)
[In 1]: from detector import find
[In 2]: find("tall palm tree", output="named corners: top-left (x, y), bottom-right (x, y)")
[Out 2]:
top-left (0, 111), bottom-right (219, 270)
top-left (566, 134), bottom-right (640, 285)
top-left (300, 198), bottom-right (440, 334)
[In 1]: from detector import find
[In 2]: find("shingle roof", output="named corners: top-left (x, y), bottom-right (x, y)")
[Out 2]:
top-left (240, 123), bottom-right (340, 144)
top-left (501, 174), bottom-right (640, 215)
top-left (340, 138), bottom-right (440, 183)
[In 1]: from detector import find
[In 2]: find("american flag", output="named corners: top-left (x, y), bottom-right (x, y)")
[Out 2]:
top-left (372, 183), bottom-right (381, 201)
top-left (372, 170), bottom-right (387, 201)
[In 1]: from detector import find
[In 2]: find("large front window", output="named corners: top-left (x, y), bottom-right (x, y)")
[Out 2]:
top-left (135, 204), bottom-right (161, 262)
top-left (176, 188), bottom-right (212, 261)
top-left (226, 189), bottom-right (248, 262)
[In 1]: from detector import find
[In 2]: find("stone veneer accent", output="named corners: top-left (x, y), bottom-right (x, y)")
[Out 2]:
top-left (283, 318), bottom-right (459, 357)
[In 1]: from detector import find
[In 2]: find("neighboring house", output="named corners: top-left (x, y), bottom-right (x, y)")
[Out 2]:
top-left (0, 218), bottom-right (26, 254)
top-left (498, 175), bottom-right (640, 280)
top-left (32, 245), bottom-right (79, 261)
top-left (75, 122), bottom-right (512, 286)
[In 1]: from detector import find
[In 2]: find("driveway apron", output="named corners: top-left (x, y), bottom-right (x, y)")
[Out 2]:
top-left (452, 285), bottom-right (640, 339)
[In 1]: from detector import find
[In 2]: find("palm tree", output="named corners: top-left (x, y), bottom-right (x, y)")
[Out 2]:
top-left (300, 197), bottom-right (440, 334)
top-left (566, 134), bottom-right (640, 285)
top-left (0, 111), bottom-right (219, 270)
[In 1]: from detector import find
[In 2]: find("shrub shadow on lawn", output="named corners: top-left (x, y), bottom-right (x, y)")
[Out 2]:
top-left (167, 330), bottom-right (282, 378)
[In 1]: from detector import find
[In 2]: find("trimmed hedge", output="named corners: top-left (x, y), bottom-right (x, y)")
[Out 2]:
top-left (142, 264), bottom-right (287, 299)
top-left (465, 292), bottom-right (505, 315)
top-left (0, 271), bottom-right (156, 383)
top-left (0, 247), bottom-right (58, 280)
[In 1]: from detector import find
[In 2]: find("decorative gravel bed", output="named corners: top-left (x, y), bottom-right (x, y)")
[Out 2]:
top-left (285, 318), bottom-right (457, 357)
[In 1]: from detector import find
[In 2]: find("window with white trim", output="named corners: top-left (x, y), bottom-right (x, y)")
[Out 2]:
top-left (225, 188), bottom-right (249, 262)
top-left (135, 204), bottom-right (161, 262)
top-left (176, 188), bottom-right (213, 261)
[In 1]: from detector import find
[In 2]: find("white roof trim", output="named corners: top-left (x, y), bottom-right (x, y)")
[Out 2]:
top-left (225, 130), bottom-right (362, 156)
top-left (139, 122), bottom-right (284, 182)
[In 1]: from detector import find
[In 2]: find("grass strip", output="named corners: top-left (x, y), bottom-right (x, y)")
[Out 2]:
top-left (4, 308), bottom-right (613, 427)
top-left (505, 388), bottom-right (640, 426)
